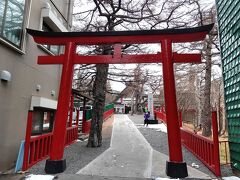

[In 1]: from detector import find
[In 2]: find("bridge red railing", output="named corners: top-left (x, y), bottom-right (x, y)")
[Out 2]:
top-left (154, 110), bottom-right (221, 176)
top-left (181, 111), bottom-right (220, 176)
top-left (181, 129), bottom-right (214, 167)
top-left (154, 110), bottom-right (166, 123)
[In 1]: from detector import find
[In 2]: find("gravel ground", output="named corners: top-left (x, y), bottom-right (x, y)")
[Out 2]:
top-left (28, 117), bottom-right (113, 175)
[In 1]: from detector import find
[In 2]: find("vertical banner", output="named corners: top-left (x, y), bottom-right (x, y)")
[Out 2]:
top-left (148, 93), bottom-right (154, 120)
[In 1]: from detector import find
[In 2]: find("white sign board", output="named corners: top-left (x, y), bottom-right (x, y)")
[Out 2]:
top-left (148, 93), bottom-right (154, 119)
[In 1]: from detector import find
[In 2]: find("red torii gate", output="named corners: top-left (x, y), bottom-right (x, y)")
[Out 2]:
top-left (27, 24), bottom-right (213, 178)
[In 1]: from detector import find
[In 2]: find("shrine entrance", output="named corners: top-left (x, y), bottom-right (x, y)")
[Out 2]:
top-left (27, 24), bottom-right (213, 178)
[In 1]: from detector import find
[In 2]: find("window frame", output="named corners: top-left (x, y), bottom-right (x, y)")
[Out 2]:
top-left (0, 0), bottom-right (31, 53)
top-left (31, 107), bottom-right (55, 136)
top-left (41, 22), bottom-right (61, 55)
top-left (37, 4), bottom-right (69, 56)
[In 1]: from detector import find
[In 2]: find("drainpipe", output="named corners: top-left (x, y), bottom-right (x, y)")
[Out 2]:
top-left (67, 0), bottom-right (72, 30)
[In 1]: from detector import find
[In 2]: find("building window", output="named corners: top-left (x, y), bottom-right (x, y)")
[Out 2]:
top-left (0, 0), bottom-right (25, 47)
top-left (31, 108), bottom-right (55, 135)
top-left (42, 22), bottom-right (61, 55)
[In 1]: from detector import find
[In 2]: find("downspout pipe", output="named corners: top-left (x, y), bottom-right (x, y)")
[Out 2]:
top-left (67, 0), bottom-right (72, 30)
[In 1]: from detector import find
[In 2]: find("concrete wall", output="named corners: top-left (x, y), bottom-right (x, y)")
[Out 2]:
top-left (0, 0), bottom-right (72, 171)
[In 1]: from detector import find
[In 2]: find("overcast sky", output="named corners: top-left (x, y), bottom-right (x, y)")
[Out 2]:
top-left (73, 0), bottom-right (218, 92)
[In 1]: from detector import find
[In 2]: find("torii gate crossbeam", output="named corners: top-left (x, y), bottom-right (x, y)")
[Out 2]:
top-left (27, 24), bottom-right (213, 178)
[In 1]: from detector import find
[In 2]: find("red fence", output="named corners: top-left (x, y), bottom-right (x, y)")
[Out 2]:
top-left (181, 111), bottom-right (220, 176)
top-left (181, 129), bottom-right (214, 168)
top-left (82, 108), bottom-right (114, 134)
top-left (82, 118), bottom-right (91, 134)
top-left (181, 129), bottom-right (220, 176)
top-left (154, 110), bottom-right (221, 177)
top-left (103, 109), bottom-right (114, 120)
top-left (154, 110), bottom-right (166, 123)
top-left (23, 105), bottom-right (113, 170)
top-left (22, 111), bottom-right (79, 171)
top-left (65, 126), bottom-right (78, 146)
top-left (23, 132), bottom-right (53, 170)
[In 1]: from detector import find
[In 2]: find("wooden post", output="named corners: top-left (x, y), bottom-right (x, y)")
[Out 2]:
top-left (76, 109), bottom-right (79, 128)
top-left (179, 111), bottom-right (183, 128)
top-left (82, 97), bottom-right (87, 133)
top-left (69, 94), bottom-right (74, 127)
top-left (212, 111), bottom-right (221, 176)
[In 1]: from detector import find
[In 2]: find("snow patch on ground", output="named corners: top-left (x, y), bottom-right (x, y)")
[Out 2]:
top-left (25, 174), bottom-right (54, 180)
top-left (155, 178), bottom-right (178, 180)
top-left (135, 123), bottom-right (168, 133)
top-left (148, 123), bottom-right (167, 133)
top-left (25, 174), bottom-right (240, 180)
top-left (223, 177), bottom-right (240, 180)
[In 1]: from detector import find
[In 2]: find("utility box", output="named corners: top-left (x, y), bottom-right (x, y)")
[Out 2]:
top-left (216, 0), bottom-right (240, 172)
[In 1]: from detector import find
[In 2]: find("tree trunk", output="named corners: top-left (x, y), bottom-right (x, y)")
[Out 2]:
top-left (135, 90), bottom-right (141, 114)
top-left (130, 91), bottom-right (135, 116)
top-left (201, 37), bottom-right (212, 137)
top-left (196, 75), bottom-right (202, 127)
top-left (220, 96), bottom-right (227, 136)
top-left (87, 63), bottom-right (109, 147)
top-left (223, 107), bottom-right (228, 134)
top-left (218, 95), bottom-right (223, 134)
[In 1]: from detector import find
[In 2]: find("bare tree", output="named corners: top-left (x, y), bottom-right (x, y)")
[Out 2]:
top-left (73, 0), bottom-right (209, 146)
top-left (211, 77), bottom-right (226, 136)
top-left (201, 34), bottom-right (213, 136)
top-left (198, 7), bottom-right (220, 137)
top-left (173, 2), bottom-right (221, 136)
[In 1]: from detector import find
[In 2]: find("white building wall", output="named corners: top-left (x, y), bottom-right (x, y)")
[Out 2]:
top-left (0, 0), bottom-right (73, 171)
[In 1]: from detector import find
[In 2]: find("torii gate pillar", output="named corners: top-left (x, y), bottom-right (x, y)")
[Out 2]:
top-left (162, 39), bottom-right (187, 177)
top-left (45, 42), bottom-right (76, 173)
